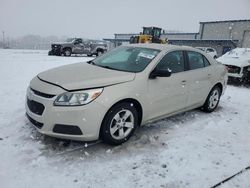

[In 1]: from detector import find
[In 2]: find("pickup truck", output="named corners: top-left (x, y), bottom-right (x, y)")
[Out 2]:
top-left (48, 38), bottom-right (108, 57)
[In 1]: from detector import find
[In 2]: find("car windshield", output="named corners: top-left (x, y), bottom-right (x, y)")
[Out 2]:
top-left (65, 38), bottom-right (75, 42)
top-left (92, 47), bottom-right (160, 73)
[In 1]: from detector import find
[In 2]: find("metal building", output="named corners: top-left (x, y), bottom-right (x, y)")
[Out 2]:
top-left (104, 19), bottom-right (250, 56)
top-left (199, 20), bottom-right (250, 47)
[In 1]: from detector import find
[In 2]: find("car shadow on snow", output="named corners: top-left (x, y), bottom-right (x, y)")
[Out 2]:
top-left (227, 79), bottom-right (250, 88)
top-left (25, 106), bottom-right (225, 160)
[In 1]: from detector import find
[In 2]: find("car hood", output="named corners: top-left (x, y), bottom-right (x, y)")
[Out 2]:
top-left (52, 42), bottom-right (72, 46)
top-left (37, 62), bottom-right (135, 91)
top-left (217, 57), bottom-right (250, 68)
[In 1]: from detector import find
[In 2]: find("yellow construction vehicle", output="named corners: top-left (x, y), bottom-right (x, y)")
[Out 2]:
top-left (130, 26), bottom-right (168, 44)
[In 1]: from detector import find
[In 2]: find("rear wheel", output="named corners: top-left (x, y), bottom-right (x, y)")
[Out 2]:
top-left (202, 86), bottom-right (221, 112)
top-left (241, 68), bottom-right (250, 83)
top-left (100, 103), bottom-right (138, 145)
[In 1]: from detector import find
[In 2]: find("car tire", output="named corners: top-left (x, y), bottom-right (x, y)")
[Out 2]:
top-left (87, 54), bottom-right (93, 57)
top-left (100, 102), bottom-right (138, 145)
top-left (241, 69), bottom-right (250, 83)
top-left (63, 48), bottom-right (72, 57)
top-left (201, 86), bottom-right (221, 113)
top-left (96, 50), bottom-right (103, 56)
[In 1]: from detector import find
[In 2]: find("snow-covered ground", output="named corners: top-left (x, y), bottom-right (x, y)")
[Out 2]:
top-left (0, 49), bottom-right (250, 188)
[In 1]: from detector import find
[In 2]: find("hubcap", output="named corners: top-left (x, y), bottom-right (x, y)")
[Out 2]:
top-left (110, 109), bottom-right (134, 140)
top-left (209, 89), bottom-right (219, 109)
top-left (65, 50), bottom-right (70, 56)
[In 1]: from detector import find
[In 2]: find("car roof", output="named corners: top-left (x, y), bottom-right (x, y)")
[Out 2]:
top-left (123, 43), bottom-right (199, 52)
top-left (196, 47), bottom-right (215, 49)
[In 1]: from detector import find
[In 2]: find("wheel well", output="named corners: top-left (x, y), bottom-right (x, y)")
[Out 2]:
top-left (214, 82), bottom-right (223, 94)
top-left (96, 48), bottom-right (104, 52)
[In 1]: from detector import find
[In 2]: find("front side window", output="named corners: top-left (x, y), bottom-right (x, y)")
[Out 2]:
top-left (155, 51), bottom-right (185, 74)
top-left (92, 47), bottom-right (160, 72)
top-left (187, 51), bottom-right (206, 70)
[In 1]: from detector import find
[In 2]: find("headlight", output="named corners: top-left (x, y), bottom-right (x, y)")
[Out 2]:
top-left (54, 88), bottom-right (103, 106)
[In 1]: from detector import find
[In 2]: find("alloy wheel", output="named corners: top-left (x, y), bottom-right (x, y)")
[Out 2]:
top-left (110, 109), bottom-right (134, 140)
top-left (65, 50), bottom-right (71, 56)
top-left (209, 89), bottom-right (219, 109)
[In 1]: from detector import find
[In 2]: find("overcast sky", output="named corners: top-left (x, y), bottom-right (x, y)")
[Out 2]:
top-left (0, 0), bottom-right (250, 39)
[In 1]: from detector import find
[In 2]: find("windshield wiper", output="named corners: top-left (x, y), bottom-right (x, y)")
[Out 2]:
top-left (87, 60), bottom-right (96, 65)
top-left (98, 65), bottom-right (122, 71)
top-left (87, 61), bottom-right (125, 72)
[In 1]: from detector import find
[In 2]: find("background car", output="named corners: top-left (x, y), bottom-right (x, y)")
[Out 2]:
top-left (196, 47), bottom-right (218, 59)
top-left (48, 38), bottom-right (108, 57)
top-left (217, 48), bottom-right (250, 83)
top-left (26, 44), bottom-right (227, 145)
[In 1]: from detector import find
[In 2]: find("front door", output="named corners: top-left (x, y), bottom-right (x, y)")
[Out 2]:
top-left (73, 39), bottom-right (84, 54)
top-left (147, 51), bottom-right (188, 120)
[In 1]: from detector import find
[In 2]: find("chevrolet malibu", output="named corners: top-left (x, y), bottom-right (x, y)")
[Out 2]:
top-left (26, 44), bottom-right (227, 145)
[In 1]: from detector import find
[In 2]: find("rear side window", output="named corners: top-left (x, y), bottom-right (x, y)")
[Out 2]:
top-left (155, 51), bottom-right (185, 73)
top-left (75, 38), bottom-right (83, 43)
top-left (206, 48), bottom-right (214, 53)
top-left (187, 51), bottom-right (210, 70)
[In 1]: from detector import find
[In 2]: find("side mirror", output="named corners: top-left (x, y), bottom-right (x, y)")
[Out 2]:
top-left (149, 69), bottom-right (171, 79)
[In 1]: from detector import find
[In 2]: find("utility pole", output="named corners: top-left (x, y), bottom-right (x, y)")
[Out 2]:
top-left (2, 31), bottom-right (5, 48)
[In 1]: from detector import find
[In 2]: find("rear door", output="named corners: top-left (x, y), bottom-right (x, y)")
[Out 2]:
top-left (147, 51), bottom-right (189, 119)
top-left (185, 51), bottom-right (213, 108)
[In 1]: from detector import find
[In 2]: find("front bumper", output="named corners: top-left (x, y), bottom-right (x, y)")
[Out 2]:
top-left (227, 73), bottom-right (243, 78)
top-left (25, 87), bottom-right (107, 141)
top-left (48, 45), bottom-right (62, 56)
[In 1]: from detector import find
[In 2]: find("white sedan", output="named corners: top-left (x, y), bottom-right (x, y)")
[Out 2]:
top-left (26, 44), bottom-right (227, 145)
top-left (196, 47), bottom-right (218, 59)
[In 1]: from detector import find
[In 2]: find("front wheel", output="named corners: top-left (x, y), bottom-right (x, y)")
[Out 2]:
top-left (63, 49), bottom-right (72, 56)
top-left (201, 86), bottom-right (221, 112)
top-left (96, 50), bottom-right (103, 56)
top-left (100, 103), bottom-right (138, 145)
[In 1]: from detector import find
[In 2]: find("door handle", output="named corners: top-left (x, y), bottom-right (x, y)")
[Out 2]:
top-left (208, 74), bottom-right (211, 78)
